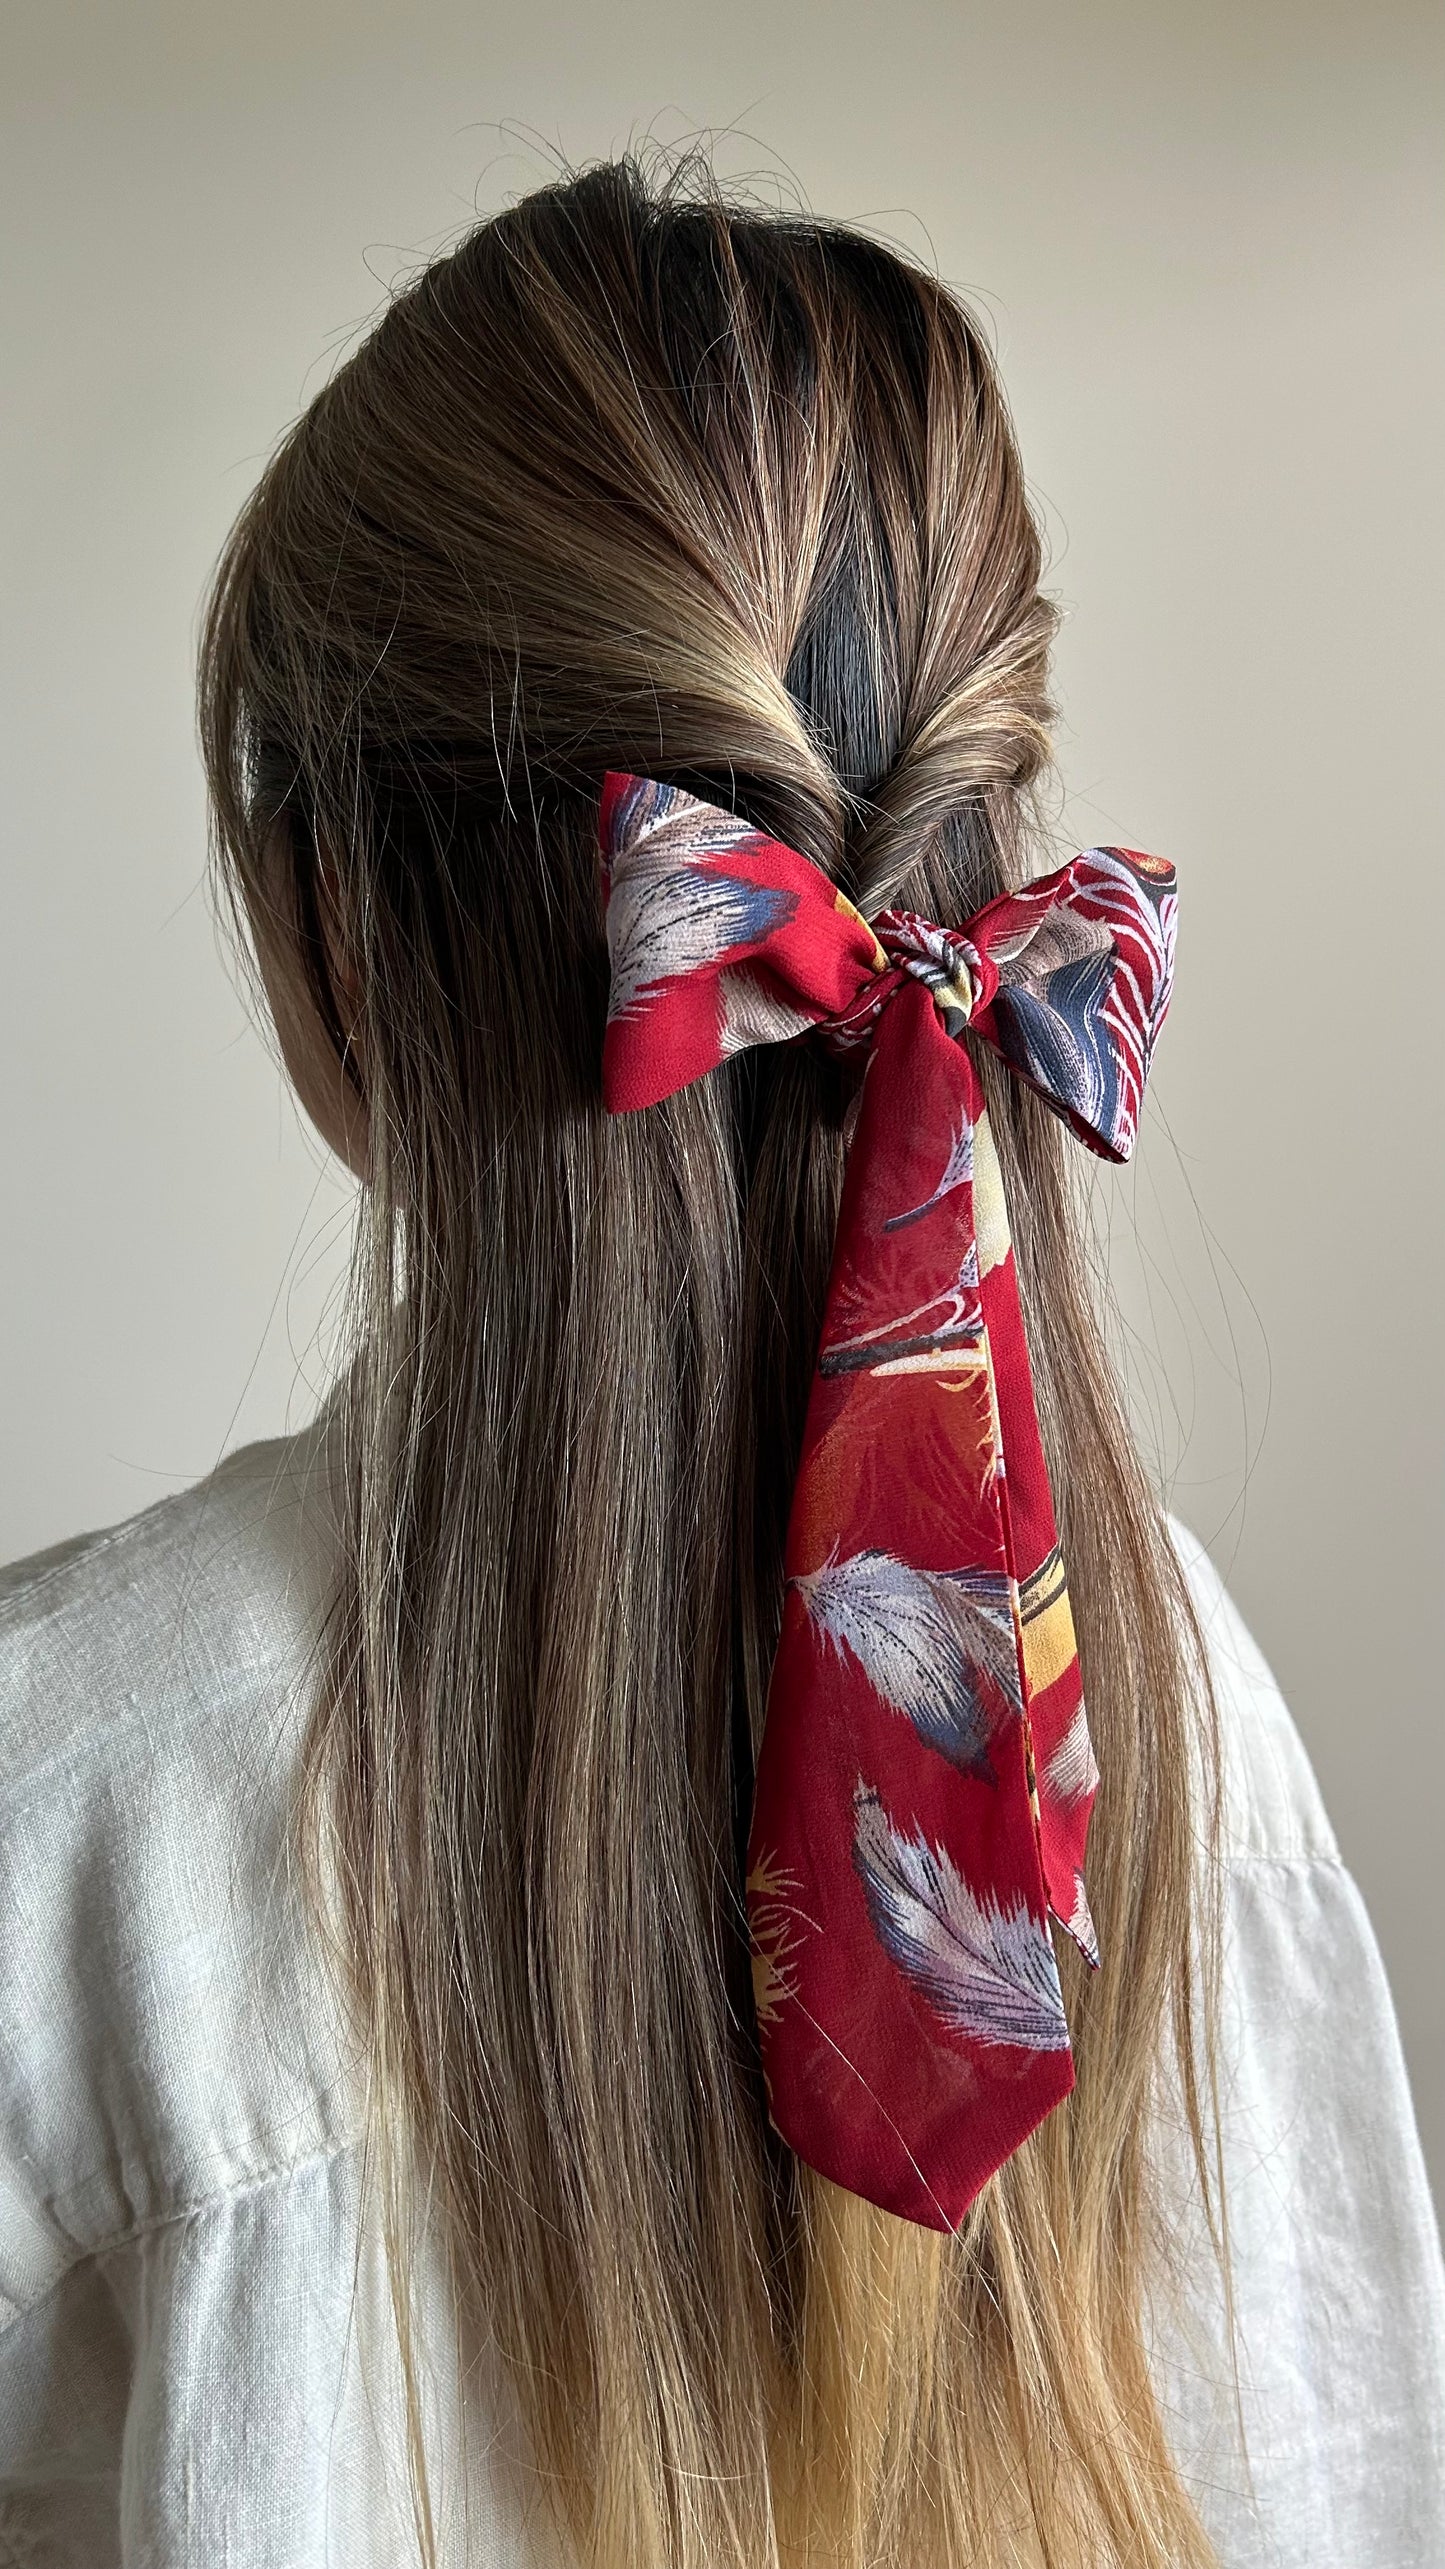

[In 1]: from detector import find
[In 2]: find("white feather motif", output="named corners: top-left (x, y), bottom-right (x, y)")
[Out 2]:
top-left (1043, 1699), bottom-right (1100, 1808)
top-left (852, 1786), bottom-right (1070, 2051)
top-left (607, 849), bottom-right (798, 1022)
top-left (716, 965), bottom-right (818, 1055)
top-left (794, 1549), bottom-right (1020, 1777)
top-left (1065, 1870), bottom-right (1100, 1969)
top-left (884, 1113), bottom-right (976, 1231)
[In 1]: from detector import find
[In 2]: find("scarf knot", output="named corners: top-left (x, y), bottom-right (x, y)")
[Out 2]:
top-left (823, 909), bottom-right (997, 1055)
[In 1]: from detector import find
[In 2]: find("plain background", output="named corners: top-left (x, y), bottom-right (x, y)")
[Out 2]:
top-left (3, 0), bottom-right (1441, 2206)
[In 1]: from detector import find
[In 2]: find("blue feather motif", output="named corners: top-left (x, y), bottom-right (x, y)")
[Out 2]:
top-left (994, 947), bottom-right (1120, 1139)
top-left (794, 1549), bottom-right (1020, 1779)
top-left (608, 859), bottom-right (797, 1021)
top-left (852, 1785), bottom-right (1071, 2051)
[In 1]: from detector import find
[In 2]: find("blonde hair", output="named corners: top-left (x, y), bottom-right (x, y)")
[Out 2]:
top-left (201, 154), bottom-right (1221, 2569)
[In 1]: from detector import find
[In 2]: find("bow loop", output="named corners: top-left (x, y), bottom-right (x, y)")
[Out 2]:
top-left (963, 854), bottom-right (1178, 1162)
top-left (598, 769), bottom-right (1176, 2232)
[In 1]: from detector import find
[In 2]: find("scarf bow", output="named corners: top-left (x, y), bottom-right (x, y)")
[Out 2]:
top-left (599, 770), bottom-right (1177, 2230)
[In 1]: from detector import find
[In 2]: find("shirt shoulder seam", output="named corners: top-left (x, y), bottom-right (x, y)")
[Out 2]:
top-left (0, 1514), bottom-right (153, 1617)
top-left (0, 2132), bottom-right (361, 2340)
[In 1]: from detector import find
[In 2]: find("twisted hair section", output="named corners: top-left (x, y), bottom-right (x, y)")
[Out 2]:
top-left (200, 153), bottom-right (1220, 2569)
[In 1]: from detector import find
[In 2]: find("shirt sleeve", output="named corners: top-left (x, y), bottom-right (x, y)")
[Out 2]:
top-left (1155, 1531), bottom-right (1445, 2563)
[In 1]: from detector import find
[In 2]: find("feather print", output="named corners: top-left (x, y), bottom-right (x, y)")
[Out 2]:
top-left (996, 946), bottom-right (1120, 1142)
top-left (1070, 849), bottom-right (1177, 1047)
top-left (852, 1786), bottom-right (1071, 2050)
top-left (793, 1549), bottom-right (1021, 1776)
top-left (884, 1113), bottom-right (976, 1231)
top-left (939, 1239), bottom-right (983, 1334)
top-left (607, 855), bottom-right (799, 1022)
top-left (990, 900), bottom-right (1111, 978)
top-left (607, 773), bottom-right (765, 876)
top-left (819, 1242), bottom-right (982, 1377)
top-left (747, 1848), bottom-right (811, 2025)
top-left (1043, 1698), bottom-right (1100, 1808)
top-left (988, 850), bottom-right (1175, 1159)
top-left (1065, 1870), bottom-right (1101, 1970)
top-left (716, 964), bottom-right (819, 1056)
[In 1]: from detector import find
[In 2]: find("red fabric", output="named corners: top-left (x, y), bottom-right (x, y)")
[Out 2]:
top-left (599, 771), bottom-right (1177, 2229)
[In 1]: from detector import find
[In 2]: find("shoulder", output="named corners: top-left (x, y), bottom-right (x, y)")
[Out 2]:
top-left (1155, 1522), bottom-right (1445, 2552)
top-left (0, 1420), bottom-right (336, 1687)
top-left (1166, 1513), bottom-right (1339, 1867)
top-left (0, 1421), bottom-right (359, 2328)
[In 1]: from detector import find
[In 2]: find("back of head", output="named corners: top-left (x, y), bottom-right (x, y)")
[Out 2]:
top-left (202, 155), bottom-right (1218, 2569)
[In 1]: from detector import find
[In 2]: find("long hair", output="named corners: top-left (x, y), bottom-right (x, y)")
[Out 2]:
top-left (200, 154), bottom-right (1220, 2569)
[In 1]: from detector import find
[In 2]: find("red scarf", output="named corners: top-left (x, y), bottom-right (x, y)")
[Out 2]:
top-left (600, 771), bottom-right (1177, 2230)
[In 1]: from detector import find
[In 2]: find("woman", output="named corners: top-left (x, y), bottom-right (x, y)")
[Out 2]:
top-left (2, 157), bottom-right (1441, 2568)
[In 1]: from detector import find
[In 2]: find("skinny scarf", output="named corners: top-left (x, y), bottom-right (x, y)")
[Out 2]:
top-left (599, 770), bottom-right (1177, 2230)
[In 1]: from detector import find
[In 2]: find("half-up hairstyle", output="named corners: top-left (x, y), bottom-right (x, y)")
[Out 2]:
top-left (200, 153), bottom-right (1221, 2569)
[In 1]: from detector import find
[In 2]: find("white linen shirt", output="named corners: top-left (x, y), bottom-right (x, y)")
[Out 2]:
top-left (1, 1422), bottom-right (1442, 2566)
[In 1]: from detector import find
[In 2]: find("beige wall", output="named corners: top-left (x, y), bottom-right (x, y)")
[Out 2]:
top-left (4, 0), bottom-right (1441, 2200)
